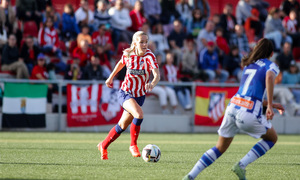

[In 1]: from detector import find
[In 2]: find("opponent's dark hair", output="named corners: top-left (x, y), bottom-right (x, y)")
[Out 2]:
top-left (241, 38), bottom-right (274, 67)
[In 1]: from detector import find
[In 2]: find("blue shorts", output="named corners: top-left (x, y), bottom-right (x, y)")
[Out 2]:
top-left (118, 90), bottom-right (145, 108)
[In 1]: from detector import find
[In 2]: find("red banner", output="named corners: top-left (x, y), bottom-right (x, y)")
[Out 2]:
top-left (194, 86), bottom-right (239, 126)
top-left (67, 82), bottom-right (123, 127)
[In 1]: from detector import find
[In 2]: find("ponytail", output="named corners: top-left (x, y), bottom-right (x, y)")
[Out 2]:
top-left (124, 31), bottom-right (148, 58)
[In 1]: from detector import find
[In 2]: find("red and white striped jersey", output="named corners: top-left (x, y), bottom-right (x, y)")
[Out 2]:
top-left (163, 64), bottom-right (178, 83)
top-left (121, 49), bottom-right (158, 97)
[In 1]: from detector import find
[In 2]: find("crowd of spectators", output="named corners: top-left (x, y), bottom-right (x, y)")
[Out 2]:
top-left (0, 0), bottom-right (300, 114)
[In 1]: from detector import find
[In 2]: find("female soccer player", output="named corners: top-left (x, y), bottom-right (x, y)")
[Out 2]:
top-left (97, 31), bottom-right (160, 160)
top-left (183, 38), bottom-right (285, 180)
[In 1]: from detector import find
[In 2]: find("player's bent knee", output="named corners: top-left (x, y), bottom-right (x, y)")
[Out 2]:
top-left (134, 112), bottom-right (143, 119)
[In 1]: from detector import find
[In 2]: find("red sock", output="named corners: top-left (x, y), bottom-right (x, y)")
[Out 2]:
top-left (130, 122), bottom-right (141, 146)
top-left (102, 125), bottom-right (122, 149)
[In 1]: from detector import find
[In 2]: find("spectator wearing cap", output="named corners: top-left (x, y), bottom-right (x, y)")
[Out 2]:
top-left (20, 35), bottom-right (41, 75)
top-left (282, 60), bottom-right (300, 104)
top-left (1, 34), bottom-right (29, 79)
top-left (199, 41), bottom-right (229, 83)
top-left (30, 53), bottom-right (54, 103)
top-left (30, 53), bottom-right (48, 80)
top-left (276, 42), bottom-right (294, 72)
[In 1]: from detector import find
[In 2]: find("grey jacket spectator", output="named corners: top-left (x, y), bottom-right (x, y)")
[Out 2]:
top-left (236, 0), bottom-right (252, 25)
top-left (143, 0), bottom-right (161, 19)
top-left (264, 16), bottom-right (285, 35)
top-left (196, 20), bottom-right (216, 53)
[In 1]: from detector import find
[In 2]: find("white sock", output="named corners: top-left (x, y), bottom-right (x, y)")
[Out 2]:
top-left (239, 140), bottom-right (274, 169)
top-left (188, 147), bottom-right (222, 179)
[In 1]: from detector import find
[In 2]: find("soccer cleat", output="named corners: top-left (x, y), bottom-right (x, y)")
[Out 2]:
top-left (182, 175), bottom-right (193, 180)
top-left (97, 142), bottom-right (108, 160)
top-left (231, 162), bottom-right (247, 180)
top-left (129, 145), bottom-right (141, 157)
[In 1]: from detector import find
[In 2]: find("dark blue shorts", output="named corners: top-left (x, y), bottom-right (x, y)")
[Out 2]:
top-left (118, 90), bottom-right (146, 108)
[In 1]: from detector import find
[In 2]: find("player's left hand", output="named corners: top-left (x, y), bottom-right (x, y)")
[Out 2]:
top-left (273, 103), bottom-right (285, 115)
top-left (145, 83), bottom-right (154, 92)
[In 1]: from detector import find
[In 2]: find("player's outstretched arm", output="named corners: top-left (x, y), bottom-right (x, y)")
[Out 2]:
top-left (105, 60), bottom-right (125, 88)
top-left (265, 70), bottom-right (276, 120)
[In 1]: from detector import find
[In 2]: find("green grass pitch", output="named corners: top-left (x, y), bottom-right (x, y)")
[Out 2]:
top-left (0, 132), bottom-right (299, 180)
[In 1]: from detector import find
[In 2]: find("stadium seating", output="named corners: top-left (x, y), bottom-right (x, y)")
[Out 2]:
top-left (22, 21), bottom-right (38, 38)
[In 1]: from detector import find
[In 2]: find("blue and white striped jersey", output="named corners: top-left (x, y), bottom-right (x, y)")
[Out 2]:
top-left (229, 58), bottom-right (280, 116)
top-left (237, 58), bottom-right (280, 101)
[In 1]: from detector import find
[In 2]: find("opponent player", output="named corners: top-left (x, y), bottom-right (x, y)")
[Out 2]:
top-left (183, 38), bottom-right (285, 180)
top-left (97, 31), bottom-right (160, 160)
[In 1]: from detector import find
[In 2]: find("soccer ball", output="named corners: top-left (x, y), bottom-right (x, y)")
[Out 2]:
top-left (142, 144), bottom-right (161, 162)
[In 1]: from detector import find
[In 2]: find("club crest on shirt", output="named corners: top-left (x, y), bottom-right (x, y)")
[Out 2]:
top-left (139, 60), bottom-right (144, 65)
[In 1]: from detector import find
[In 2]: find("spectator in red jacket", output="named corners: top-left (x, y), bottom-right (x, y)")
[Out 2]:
top-left (72, 39), bottom-right (94, 67)
top-left (38, 17), bottom-right (66, 72)
top-left (95, 45), bottom-right (112, 71)
top-left (216, 27), bottom-right (230, 55)
top-left (282, 9), bottom-right (300, 47)
top-left (30, 53), bottom-right (48, 80)
top-left (128, 1), bottom-right (146, 32)
top-left (30, 53), bottom-right (53, 103)
top-left (92, 24), bottom-right (114, 55)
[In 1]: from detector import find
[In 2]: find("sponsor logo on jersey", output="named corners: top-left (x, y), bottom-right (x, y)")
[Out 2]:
top-left (231, 96), bottom-right (254, 110)
top-left (128, 69), bottom-right (145, 75)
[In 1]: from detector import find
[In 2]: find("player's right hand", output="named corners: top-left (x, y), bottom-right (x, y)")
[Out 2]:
top-left (266, 106), bottom-right (274, 120)
top-left (105, 78), bottom-right (113, 88)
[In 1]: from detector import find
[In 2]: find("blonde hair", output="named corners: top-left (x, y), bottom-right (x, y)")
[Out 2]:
top-left (124, 31), bottom-right (148, 58)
